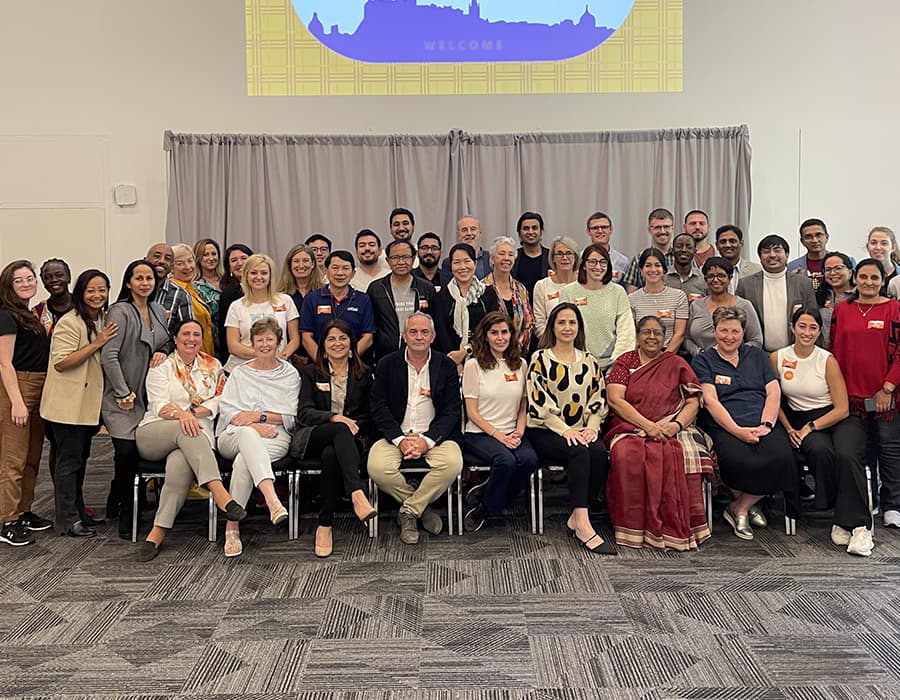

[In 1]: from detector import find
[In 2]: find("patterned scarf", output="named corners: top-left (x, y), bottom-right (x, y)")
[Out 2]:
top-left (448, 277), bottom-right (486, 350)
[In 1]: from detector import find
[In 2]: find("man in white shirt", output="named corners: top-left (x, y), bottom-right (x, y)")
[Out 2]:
top-left (367, 313), bottom-right (463, 544)
top-left (352, 229), bottom-right (391, 291)
top-left (586, 211), bottom-right (629, 285)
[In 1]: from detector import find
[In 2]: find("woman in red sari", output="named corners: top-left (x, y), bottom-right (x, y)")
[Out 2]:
top-left (604, 315), bottom-right (715, 550)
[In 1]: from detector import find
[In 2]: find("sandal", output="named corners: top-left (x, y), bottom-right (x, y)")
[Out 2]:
top-left (270, 505), bottom-right (288, 526)
top-left (224, 529), bottom-right (243, 558)
top-left (575, 531), bottom-right (617, 555)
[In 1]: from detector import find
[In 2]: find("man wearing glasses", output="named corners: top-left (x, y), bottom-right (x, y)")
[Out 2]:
top-left (624, 208), bottom-right (677, 293)
top-left (736, 234), bottom-right (817, 351)
top-left (305, 233), bottom-right (332, 280)
top-left (412, 232), bottom-right (450, 292)
top-left (787, 218), bottom-right (837, 291)
top-left (369, 240), bottom-right (436, 361)
top-left (586, 211), bottom-right (629, 285)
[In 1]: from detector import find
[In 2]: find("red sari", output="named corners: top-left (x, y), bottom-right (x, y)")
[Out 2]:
top-left (604, 351), bottom-right (715, 551)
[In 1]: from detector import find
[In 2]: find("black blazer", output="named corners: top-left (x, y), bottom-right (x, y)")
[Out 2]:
top-left (431, 285), bottom-right (501, 354)
top-left (370, 349), bottom-right (462, 446)
top-left (290, 363), bottom-right (374, 459)
top-left (367, 274), bottom-right (436, 361)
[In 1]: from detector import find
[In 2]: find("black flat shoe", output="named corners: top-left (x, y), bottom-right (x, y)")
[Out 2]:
top-left (118, 527), bottom-right (132, 541)
top-left (136, 541), bottom-right (160, 562)
top-left (575, 532), bottom-right (617, 555)
top-left (64, 522), bottom-right (97, 538)
top-left (80, 513), bottom-right (106, 527)
top-left (222, 500), bottom-right (247, 522)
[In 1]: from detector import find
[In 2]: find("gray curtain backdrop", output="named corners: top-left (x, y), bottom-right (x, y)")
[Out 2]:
top-left (164, 126), bottom-right (751, 259)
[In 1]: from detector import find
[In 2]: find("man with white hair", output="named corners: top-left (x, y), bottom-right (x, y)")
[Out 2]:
top-left (441, 215), bottom-right (492, 280)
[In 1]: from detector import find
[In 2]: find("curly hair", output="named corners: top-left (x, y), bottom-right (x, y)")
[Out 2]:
top-left (470, 311), bottom-right (523, 372)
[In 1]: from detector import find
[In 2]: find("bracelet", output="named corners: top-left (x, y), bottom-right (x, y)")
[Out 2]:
top-left (115, 392), bottom-right (136, 404)
top-left (673, 419), bottom-right (684, 431)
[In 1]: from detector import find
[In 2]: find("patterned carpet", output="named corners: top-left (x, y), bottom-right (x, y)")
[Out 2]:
top-left (2, 436), bottom-right (900, 699)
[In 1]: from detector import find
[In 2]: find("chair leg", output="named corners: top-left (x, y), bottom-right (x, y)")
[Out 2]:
top-left (538, 468), bottom-right (545, 535)
top-left (369, 477), bottom-right (378, 539)
top-left (208, 492), bottom-right (216, 542)
top-left (530, 471), bottom-right (537, 535)
top-left (702, 478), bottom-right (713, 535)
top-left (132, 476), bottom-right (140, 543)
top-left (288, 471), bottom-right (297, 541)
top-left (446, 484), bottom-right (453, 536)
top-left (456, 473), bottom-right (463, 536)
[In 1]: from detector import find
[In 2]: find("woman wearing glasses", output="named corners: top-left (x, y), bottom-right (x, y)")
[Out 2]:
top-left (685, 257), bottom-right (763, 355)
top-left (532, 237), bottom-right (579, 337)
top-left (559, 244), bottom-right (634, 371)
top-left (817, 252), bottom-right (855, 346)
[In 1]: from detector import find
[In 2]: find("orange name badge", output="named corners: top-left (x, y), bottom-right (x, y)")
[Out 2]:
top-left (782, 359), bottom-right (798, 369)
top-left (504, 372), bottom-right (518, 382)
top-left (688, 293), bottom-right (703, 302)
top-left (714, 375), bottom-right (732, 385)
top-left (316, 305), bottom-right (331, 315)
top-left (272, 304), bottom-right (287, 312)
top-left (657, 309), bottom-right (673, 319)
top-left (418, 387), bottom-right (431, 397)
top-left (546, 290), bottom-right (560, 300)
top-left (574, 297), bottom-right (588, 306)
top-left (315, 382), bottom-right (330, 392)
top-left (418, 299), bottom-right (429, 309)
top-left (612, 270), bottom-right (621, 279)
top-left (784, 370), bottom-right (795, 380)
top-left (869, 319), bottom-right (885, 330)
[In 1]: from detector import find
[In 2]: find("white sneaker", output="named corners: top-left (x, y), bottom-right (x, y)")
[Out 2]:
top-left (847, 527), bottom-right (874, 557)
top-left (830, 524), bottom-right (851, 546)
top-left (883, 510), bottom-right (900, 528)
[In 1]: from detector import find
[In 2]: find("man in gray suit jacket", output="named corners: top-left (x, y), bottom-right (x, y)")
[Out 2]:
top-left (736, 234), bottom-right (817, 351)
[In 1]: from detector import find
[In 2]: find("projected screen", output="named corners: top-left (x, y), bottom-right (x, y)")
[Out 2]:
top-left (246, 0), bottom-right (682, 96)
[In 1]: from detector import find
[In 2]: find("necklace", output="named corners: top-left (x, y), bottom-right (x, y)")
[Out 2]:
top-left (857, 300), bottom-right (879, 318)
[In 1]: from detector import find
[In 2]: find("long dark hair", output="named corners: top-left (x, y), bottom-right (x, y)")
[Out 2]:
top-left (222, 243), bottom-right (253, 288)
top-left (116, 260), bottom-right (157, 303)
top-left (815, 251), bottom-right (854, 307)
top-left (576, 244), bottom-right (613, 285)
top-left (0, 260), bottom-right (43, 335)
top-left (72, 269), bottom-right (110, 341)
top-left (314, 319), bottom-right (368, 381)
top-left (538, 302), bottom-right (587, 351)
top-left (850, 257), bottom-right (885, 301)
top-left (471, 311), bottom-right (523, 372)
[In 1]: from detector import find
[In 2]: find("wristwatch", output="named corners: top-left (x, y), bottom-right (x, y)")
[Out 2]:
top-left (188, 404), bottom-right (198, 416)
top-left (881, 386), bottom-right (894, 396)
top-left (763, 420), bottom-right (774, 429)
top-left (806, 421), bottom-right (817, 432)
top-left (259, 411), bottom-right (268, 423)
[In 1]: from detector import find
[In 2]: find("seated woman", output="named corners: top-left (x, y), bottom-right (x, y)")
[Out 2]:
top-left (291, 319), bottom-right (377, 558)
top-left (604, 316), bottom-right (715, 551)
top-left (462, 311), bottom-right (538, 530)
top-left (627, 249), bottom-right (689, 354)
top-left (216, 317), bottom-right (299, 557)
top-left (526, 303), bottom-right (614, 554)
top-left (692, 305), bottom-right (795, 540)
top-left (771, 307), bottom-right (871, 556)
top-left (134, 320), bottom-right (246, 561)
top-left (483, 238), bottom-right (534, 351)
top-left (170, 244), bottom-right (214, 356)
top-left (433, 243), bottom-right (501, 370)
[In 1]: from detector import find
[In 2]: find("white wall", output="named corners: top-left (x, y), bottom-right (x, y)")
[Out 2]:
top-left (1, 0), bottom-right (898, 280)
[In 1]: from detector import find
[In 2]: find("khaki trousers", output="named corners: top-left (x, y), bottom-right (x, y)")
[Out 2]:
top-left (367, 438), bottom-right (462, 517)
top-left (0, 371), bottom-right (46, 523)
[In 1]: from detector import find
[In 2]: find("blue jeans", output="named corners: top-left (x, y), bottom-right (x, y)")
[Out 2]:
top-left (463, 432), bottom-right (538, 515)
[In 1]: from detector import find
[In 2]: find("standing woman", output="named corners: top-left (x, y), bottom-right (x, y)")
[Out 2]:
top-left (526, 303), bottom-right (613, 554)
top-left (560, 244), bottom-right (635, 371)
top-left (192, 238), bottom-right (224, 354)
top-left (816, 252), bottom-right (855, 347)
top-left (830, 258), bottom-right (900, 528)
top-left (101, 260), bottom-right (172, 538)
top-left (432, 243), bottom-right (501, 369)
top-left (34, 258), bottom-right (73, 336)
top-left (291, 319), bottom-right (376, 558)
top-left (41, 270), bottom-right (118, 538)
top-left (483, 237), bottom-right (534, 351)
top-left (462, 311), bottom-right (538, 530)
top-left (627, 248), bottom-right (689, 354)
top-left (277, 244), bottom-right (324, 368)
top-left (216, 243), bottom-right (253, 363)
top-left (0, 261), bottom-right (52, 546)
top-left (170, 245), bottom-right (214, 356)
top-left (866, 227), bottom-right (900, 293)
top-left (223, 253), bottom-right (300, 374)
top-left (533, 237), bottom-right (579, 338)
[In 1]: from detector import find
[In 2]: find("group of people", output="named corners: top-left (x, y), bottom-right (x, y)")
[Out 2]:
top-left (0, 205), bottom-right (897, 561)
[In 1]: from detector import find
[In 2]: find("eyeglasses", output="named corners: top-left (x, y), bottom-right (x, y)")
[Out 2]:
top-left (553, 251), bottom-right (575, 258)
top-left (418, 245), bottom-right (440, 252)
top-left (638, 329), bottom-right (664, 337)
top-left (824, 265), bottom-right (847, 274)
top-left (387, 255), bottom-right (414, 263)
top-left (705, 273), bottom-right (729, 280)
top-left (309, 246), bottom-right (330, 254)
top-left (12, 276), bottom-right (36, 286)
top-left (588, 225), bottom-right (611, 232)
top-left (584, 259), bottom-right (608, 269)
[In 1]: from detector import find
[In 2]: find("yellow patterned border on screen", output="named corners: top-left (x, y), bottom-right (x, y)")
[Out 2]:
top-left (246, 0), bottom-right (682, 96)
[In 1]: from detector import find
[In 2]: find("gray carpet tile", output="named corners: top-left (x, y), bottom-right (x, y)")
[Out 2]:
top-left (3, 436), bottom-right (900, 696)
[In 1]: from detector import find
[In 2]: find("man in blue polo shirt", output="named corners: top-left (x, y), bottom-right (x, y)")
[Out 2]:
top-left (299, 250), bottom-right (375, 357)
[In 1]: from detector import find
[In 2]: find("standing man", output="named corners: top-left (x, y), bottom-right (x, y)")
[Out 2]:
top-left (299, 250), bottom-right (375, 358)
top-left (714, 225), bottom-right (762, 294)
top-left (146, 242), bottom-right (192, 337)
top-left (412, 232), bottom-right (450, 292)
top-left (368, 313), bottom-right (463, 544)
top-left (665, 233), bottom-right (707, 301)
top-left (305, 234), bottom-right (332, 279)
top-left (389, 207), bottom-right (415, 243)
top-left (369, 240), bottom-right (436, 361)
top-left (736, 234), bottom-right (817, 352)
top-left (623, 208), bottom-right (676, 293)
top-left (788, 218), bottom-right (830, 290)
top-left (684, 210), bottom-right (715, 267)
top-left (586, 211), bottom-right (629, 284)
top-left (511, 211), bottom-right (550, 303)
top-left (441, 216), bottom-right (492, 280)
top-left (352, 229), bottom-right (391, 291)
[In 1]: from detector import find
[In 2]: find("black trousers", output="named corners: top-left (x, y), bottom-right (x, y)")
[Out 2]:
top-left (111, 437), bottom-right (140, 532)
top-left (526, 427), bottom-right (609, 510)
top-left (306, 423), bottom-right (366, 526)
top-left (46, 422), bottom-right (98, 533)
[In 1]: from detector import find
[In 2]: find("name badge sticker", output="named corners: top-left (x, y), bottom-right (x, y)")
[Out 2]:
top-left (781, 359), bottom-right (798, 369)
top-left (657, 309), bottom-right (673, 319)
top-left (504, 372), bottom-right (518, 382)
top-left (418, 387), bottom-right (431, 397)
top-left (687, 293), bottom-right (703, 302)
top-left (316, 305), bottom-right (331, 315)
top-left (714, 375), bottom-right (732, 385)
top-left (792, 304), bottom-right (802, 313)
top-left (272, 304), bottom-right (287, 312)
top-left (546, 291), bottom-right (560, 300)
top-left (418, 300), bottom-right (429, 309)
top-left (574, 297), bottom-right (588, 306)
top-left (315, 382), bottom-right (330, 392)
top-left (869, 319), bottom-right (885, 330)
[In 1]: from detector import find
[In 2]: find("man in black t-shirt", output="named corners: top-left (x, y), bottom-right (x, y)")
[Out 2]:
top-left (511, 211), bottom-right (549, 304)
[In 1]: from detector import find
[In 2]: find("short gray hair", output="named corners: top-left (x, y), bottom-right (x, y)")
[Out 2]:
top-left (712, 304), bottom-right (747, 330)
top-left (489, 236), bottom-right (517, 256)
top-left (404, 311), bottom-right (435, 332)
top-left (171, 244), bottom-right (193, 260)
top-left (549, 236), bottom-right (580, 272)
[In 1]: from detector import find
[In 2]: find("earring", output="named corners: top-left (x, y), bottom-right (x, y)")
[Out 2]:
top-left (348, 350), bottom-right (353, 358)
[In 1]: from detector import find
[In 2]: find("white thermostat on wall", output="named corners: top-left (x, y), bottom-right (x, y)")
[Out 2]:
top-left (113, 184), bottom-right (138, 207)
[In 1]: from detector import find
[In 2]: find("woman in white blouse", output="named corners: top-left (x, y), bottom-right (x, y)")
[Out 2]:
top-left (134, 320), bottom-right (244, 561)
top-left (462, 311), bottom-right (538, 530)
top-left (532, 236), bottom-right (579, 337)
top-left (217, 317), bottom-right (299, 557)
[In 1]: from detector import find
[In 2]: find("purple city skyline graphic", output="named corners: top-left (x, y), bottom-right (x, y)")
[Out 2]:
top-left (304, 0), bottom-right (619, 64)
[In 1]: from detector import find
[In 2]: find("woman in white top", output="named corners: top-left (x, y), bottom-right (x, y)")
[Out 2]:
top-left (628, 248), bottom-right (689, 354)
top-left (532, 236), bottom-right (579, 337)
top-left (134, 319), bottom-right (245, 561)
top-left (217, 317), bottom-right (299, 557)
top-left (224, 253), bottom-right (300, 373)
top-left (462, 311), bottom-right (538, 531)
top-left (770, 307), bottom-right (871, 556)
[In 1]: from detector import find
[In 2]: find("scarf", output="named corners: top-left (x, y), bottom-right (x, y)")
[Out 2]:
top-left (448, 277), bottom-right (486, 350)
